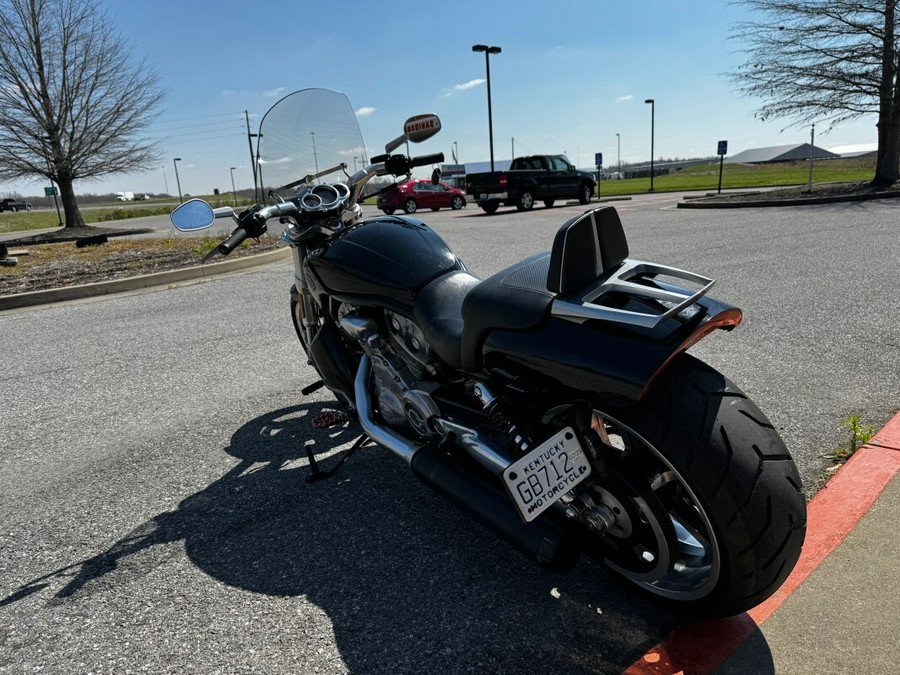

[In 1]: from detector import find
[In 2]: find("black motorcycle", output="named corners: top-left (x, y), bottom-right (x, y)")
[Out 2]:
top-left (172, 88), bottom-right (805, 617)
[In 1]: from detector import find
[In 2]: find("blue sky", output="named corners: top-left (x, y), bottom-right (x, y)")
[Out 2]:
top-left (3, 0), bottom-right (880, 197)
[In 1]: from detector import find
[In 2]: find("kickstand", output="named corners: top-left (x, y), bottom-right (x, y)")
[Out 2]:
top-left (305, 434), bottom-right (371, 482)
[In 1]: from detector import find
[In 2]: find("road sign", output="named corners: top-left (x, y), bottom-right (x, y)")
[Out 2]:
top-left (44, 186), bottom-right (57, 197)
top-left (717, 140), bottom-right (728, 156)
top-left (594, 152), bottom-right (603, 167)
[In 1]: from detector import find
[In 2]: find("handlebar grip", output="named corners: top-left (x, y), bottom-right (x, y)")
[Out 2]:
top-left (410, 152), bottom-right (445, 168)
top-left (216, 226), bottom-right (250, 256)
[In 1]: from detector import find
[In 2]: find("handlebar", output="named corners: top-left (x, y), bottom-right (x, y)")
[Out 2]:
top-left (409, 152), bottom-right (445, 168)
top-left (200, 148), bottom-right (445, 262)
top-left (215, 226), bottom-right (250, 256)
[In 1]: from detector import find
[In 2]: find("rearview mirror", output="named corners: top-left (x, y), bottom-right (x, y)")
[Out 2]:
top-left (385, 114), bottom-right (442, 153)
top-left (171, 199), bottom-right (214, 231)
top-left (431, 167), bottom-right (442, 185)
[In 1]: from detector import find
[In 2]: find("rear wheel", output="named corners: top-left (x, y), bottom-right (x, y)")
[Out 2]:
top-left (516, 189), bottom-right (535, 211)
top-left (580, 355), bottom-right (806, 616)
top-left (382, 208), bottom-right (395, 215)
top-left (481, 200), bottom-right (500, 214)
top-left (403, 199), bottom-right (418, 214)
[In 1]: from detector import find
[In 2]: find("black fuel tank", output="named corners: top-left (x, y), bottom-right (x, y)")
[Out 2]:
top-left (306, 216), bottom-right (465, 308)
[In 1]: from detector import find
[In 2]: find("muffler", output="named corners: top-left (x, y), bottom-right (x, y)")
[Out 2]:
top-left (410, 444), bottom-right (581, 573)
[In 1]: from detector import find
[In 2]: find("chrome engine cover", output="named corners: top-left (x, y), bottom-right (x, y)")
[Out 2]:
top-left (369, 311), bottom-right (440, 438)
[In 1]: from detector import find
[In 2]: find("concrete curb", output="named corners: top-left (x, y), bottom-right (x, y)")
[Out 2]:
top-left (0, 246), bottom-right (292, 311)
top-left (677, 190), bottom-right (900, 209)
top-left (625, 409), bottom-right (900, 674)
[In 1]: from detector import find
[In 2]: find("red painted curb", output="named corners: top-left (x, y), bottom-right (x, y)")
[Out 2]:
top-left (625, 410), bottom-right (900, 675)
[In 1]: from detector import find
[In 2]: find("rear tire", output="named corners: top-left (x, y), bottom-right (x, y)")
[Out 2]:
top-left (516, 189), bottom-right (535, 211)
top-left (382, 208), bottom-right (395, 215)
top-left (585, 354), bottom-right (806, 616)
top-left (481, 200), bottom-right (500, 214)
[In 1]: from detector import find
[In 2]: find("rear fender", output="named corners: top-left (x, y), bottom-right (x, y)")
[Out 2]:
top-left (482, 291), bottom-right (741, 406)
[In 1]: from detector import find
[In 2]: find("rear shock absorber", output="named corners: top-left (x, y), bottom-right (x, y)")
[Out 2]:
top-left (473, 383), bottom-right (532, 457)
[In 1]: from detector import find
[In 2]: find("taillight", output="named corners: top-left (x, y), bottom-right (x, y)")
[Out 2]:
top-left (499, 175), bottom-right (507, 187)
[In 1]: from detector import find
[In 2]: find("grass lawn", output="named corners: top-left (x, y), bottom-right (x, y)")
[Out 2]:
top-left (597, 157), bottom-right (876, 196)
top-left (2, 158), bottom-right (879, 234)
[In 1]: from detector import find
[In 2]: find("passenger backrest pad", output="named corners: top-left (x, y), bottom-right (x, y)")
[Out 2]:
top-left (546, 206), bottom-right (629, 295)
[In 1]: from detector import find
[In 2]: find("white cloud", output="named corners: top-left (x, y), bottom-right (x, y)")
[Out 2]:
top-left (220, 87), bottom-right (286, 98)
top-left (615, 95), bottom-right (634, 103)
top-left (355, 106), bottom-right (376, 117)
top-left (443, 79), bottom-right (486, 96)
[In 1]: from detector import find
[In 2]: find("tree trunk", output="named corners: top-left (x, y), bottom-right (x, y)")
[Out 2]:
top-left (57, 173), bottom-right (85, 229)
top-left (873, 0), bottom-right (900, 186)
top-left (874, 119), bottom-right (900, 186)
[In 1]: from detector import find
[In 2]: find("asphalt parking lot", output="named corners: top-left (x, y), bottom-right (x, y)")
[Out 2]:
top-left (1, 193), bottom-right (898, 673)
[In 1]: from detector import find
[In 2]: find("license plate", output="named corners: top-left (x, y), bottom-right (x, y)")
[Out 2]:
top-left (502, 427), bottom-right (592, 522)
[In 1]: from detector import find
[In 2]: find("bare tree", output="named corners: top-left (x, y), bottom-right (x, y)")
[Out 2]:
top-left (731, 0), bottom-right (900, 185)
top-left (0, 0), bottom-right (163, 228)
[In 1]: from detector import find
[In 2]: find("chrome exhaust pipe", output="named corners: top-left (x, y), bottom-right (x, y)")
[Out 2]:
top-left (354, 354), bottom-right (420, 464)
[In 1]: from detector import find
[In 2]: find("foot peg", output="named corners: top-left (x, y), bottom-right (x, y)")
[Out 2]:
top-left (311, 409), bottom-right (349, 429)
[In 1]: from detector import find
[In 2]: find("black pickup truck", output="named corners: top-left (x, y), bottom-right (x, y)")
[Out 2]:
top-left (0, 198), bottom-right (32, 212)
top-left (466, 154), bottom-right (596, 214)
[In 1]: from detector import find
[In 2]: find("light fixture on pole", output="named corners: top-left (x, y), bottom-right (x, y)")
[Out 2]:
top-left (173, 158), bottom-right (183, 203)
top-left (472, 44), bottom-right (501, 171)
top-left (644, 99), bottom-right (655, 192)
top-left (230, 166), bottom-right (237, 207)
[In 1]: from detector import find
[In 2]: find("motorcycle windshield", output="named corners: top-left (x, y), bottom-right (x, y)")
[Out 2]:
top-left (257, 89), bottom-right (365, 196)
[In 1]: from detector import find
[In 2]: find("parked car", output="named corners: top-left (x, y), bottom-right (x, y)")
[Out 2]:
top-left (377, 179), bottom-right (466, 215)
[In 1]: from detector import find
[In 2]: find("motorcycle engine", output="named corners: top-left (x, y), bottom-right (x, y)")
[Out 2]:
top-left (370, 310), bottom-right (440, 438)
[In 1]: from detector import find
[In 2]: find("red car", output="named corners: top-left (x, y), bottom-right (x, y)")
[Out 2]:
top-left (377, 180), bottom-right (467, 215)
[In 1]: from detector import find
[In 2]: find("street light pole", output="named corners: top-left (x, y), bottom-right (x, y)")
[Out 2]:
top-left (472, 44), bottom-right (501, 171)
top-left (616, 133), bottom-right (621, 177)
top-left (644, 99), bottom-right (655, 192)
top-left (246, 110), bottom-right (260, 203)
top-left (173, 158), bottom-right (183, 203)
top-left (230, 166), bottom-right (237, 207)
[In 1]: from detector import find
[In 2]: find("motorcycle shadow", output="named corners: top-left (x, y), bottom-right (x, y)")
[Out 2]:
top-left (39, 401), bottom-right (775, 674)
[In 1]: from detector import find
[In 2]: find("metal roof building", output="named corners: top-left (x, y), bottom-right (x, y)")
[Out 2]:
top-left (725, 143), bottom-right (840, 164)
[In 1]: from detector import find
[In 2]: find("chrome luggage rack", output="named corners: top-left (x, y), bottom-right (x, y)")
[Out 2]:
top-left (550, 259), bottom-right (715, 330)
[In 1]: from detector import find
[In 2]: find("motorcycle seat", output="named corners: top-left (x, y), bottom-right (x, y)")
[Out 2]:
top-left (417, 208), bottom-right (629, 372)
top-left (414, 254), bottom-right (554, 372)
top-left (459, 252), bottom-right (556, 372)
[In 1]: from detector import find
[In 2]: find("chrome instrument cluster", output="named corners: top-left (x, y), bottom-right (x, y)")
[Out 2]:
top-left (297, 183), bottom-right (351, 212)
